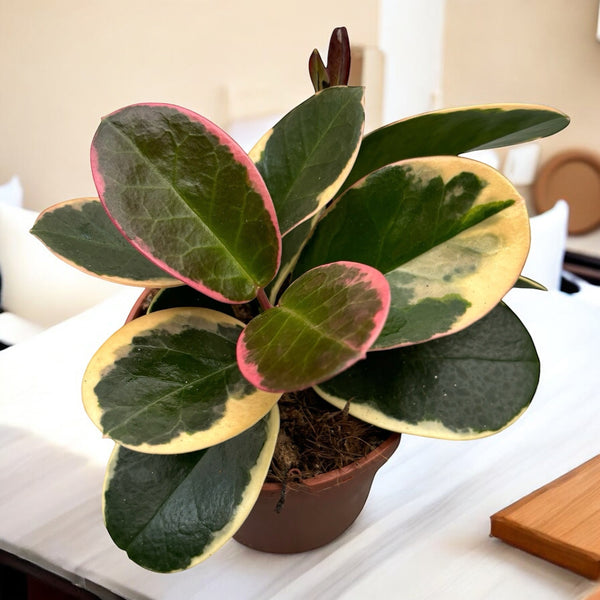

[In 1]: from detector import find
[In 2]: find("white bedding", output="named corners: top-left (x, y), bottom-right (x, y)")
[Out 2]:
top-left (0, 311), bottom-right (44, 346)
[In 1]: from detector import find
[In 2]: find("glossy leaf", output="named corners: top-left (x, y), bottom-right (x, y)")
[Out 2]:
top-left (31, 198), bottom-right (177, 287)
top-left (83, 307), bottom-right (280, 453)
top-left (91, 103), bottom-right (281, 303)
top-left (514, 275), bottom-right (547, 291)
top-left (103, 408), bottom-right (278, 572)
top-left (316, 302), bottom-right (539, 439)
top-left (249, 86), bottom-right (364, 235)
top-left (343, 104), bottom-right (570, 191)
top-left (309, 49), bottom-right (329, 92)
top-left (296, 157), bottom-right (530, 348)
top-left (237, 261), bottom-right (390, 393)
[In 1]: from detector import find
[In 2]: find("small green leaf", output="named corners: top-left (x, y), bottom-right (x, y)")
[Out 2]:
top-left (250, 86), bottom-right (364, 235)
top-left (514, 275), bottom-right (547, 291)
top-left (30, 198), bottom-right (177, 287)
top-left (237, 261), bottom-right (390, 393)
top-left (343, 104), bottom-right (570, 191)
top-left (316, 303), bottom-right (539, 439)
top-left (296, 157), bottom-right (530, 348)
top-left (309, 49), bottom-right (329, 92)
top-left (83, 307), bottom-right (280, 453)
top-left (91, 103), bottom-right (281, 303)
top-left (103, 407), bottom-right (279, 572)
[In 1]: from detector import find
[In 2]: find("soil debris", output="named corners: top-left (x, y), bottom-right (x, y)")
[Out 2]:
top-left (267, 388), bottom-right (390, 484)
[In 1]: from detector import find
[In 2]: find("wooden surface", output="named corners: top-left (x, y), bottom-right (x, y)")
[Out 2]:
top-left (491, 454), bottom-right (600, 579)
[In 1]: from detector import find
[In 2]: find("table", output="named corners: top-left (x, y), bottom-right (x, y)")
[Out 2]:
top-left (1, 286), bottom-right (600, 600)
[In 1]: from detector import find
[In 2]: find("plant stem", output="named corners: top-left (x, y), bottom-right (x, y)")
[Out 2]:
top-left (256, 288), bottom-right (273, 311)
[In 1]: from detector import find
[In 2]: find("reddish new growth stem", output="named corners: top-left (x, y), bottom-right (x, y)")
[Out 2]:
top-left (256, 288), bottom-right (273, 311)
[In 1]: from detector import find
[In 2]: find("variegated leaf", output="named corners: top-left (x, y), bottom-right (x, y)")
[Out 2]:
top-left (237, 262), bottom-right (390, 393)
top-left (316, 303), bottom-right (539, 440)
top-left (296, 157), bottom-right (530, 349)
top-left (342, 104), bottom-right (569, 191)
top-left (103, 407), bottom-right (278, 572)
top-left (30, 198), bottom-right (177, 287)
top-left (83, 307), bottom-right (280, 453)
top-left (91, 103), bottom-right (281, 303)
top-left (250, 86), bottom-right (364, 235)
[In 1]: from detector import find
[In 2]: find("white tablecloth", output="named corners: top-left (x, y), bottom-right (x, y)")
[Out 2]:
top-left (1, 287), bottom-right (600, 600)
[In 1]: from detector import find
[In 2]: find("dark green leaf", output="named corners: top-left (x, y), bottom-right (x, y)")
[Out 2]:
top-left (83, 307), bottom-right (280, 453)
top-left (296, 157), bottom-right (531, 348)
top-left (31, 198), bottom-right (177, 286)
top-left (103, 408), bottom-right (278, 572)
top-left (316, 303), bottom-right (539, 439)
top-left (91, 103), bottom-right (280, 303)
top-left (343, 104), bottom-right (569, 191)
top-left (514, 275), bottom-right (547, 290)
top-left (250, 86), bottom-right (364, 235)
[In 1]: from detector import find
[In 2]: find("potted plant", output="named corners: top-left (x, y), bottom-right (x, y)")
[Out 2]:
top-left (31, 27), bottom-right (568, 573)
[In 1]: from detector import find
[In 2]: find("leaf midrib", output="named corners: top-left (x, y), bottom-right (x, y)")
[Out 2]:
top-left (118, 418), bottom-right (270, 557)
top-left (103, 361), bottom-right (239, 438)
top-left (271, 91), bottom-right (361, 230)
top-left (274, 302), bottom-right (365, 353)
top-left (104, 119), bottom-right (256, 286)
top-left (114, 449), bottom-right (211, 554)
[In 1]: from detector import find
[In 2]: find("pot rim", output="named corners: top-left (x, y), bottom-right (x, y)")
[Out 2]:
top-left (261, 431), bottom-right (401, 493)
top-left (126, 287), bottom-right (158, 323)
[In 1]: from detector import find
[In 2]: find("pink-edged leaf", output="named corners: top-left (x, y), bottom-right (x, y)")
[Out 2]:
top-left (91, 103), bottom-right (281, 303)
top-left (237, 261), bottom-right (390, 393)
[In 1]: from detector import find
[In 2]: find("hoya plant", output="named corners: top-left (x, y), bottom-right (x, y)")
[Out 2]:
top-left (32, 28), bottom-right (568, 573)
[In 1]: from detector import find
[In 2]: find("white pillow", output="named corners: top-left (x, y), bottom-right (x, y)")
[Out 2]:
top-left (522, 199), bottom-right (569, 291)
top-left (0, 311), bottom-right (44, 345)
top-left (0, 202), bottom-right (124, 328)
top-left (460, 149), bottom-right (501, 171)
top-left (0, 175), bottom-right (23, 207)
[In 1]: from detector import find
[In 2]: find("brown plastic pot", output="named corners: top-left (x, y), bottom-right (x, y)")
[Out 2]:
top-left (127, 289), bottom-right (401, 554)
top-left (233, 432), bottom-right (401, 553)
top-left (125, 288), bottom-right (158, 323)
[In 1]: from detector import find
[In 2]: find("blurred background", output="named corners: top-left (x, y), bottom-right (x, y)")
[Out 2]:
top-left (1, 0), bottom-right (599, 212)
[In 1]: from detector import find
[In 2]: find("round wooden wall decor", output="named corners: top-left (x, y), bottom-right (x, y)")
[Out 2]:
top-left (533, 149), bottom-right (600, 234)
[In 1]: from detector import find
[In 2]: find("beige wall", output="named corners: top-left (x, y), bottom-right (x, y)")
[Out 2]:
top-left (443, 0), bottom-right (600, 207)
top-left (0, 1), bottom-right (379, 210)
top-left (7, 1), bottom-right (598, 213)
